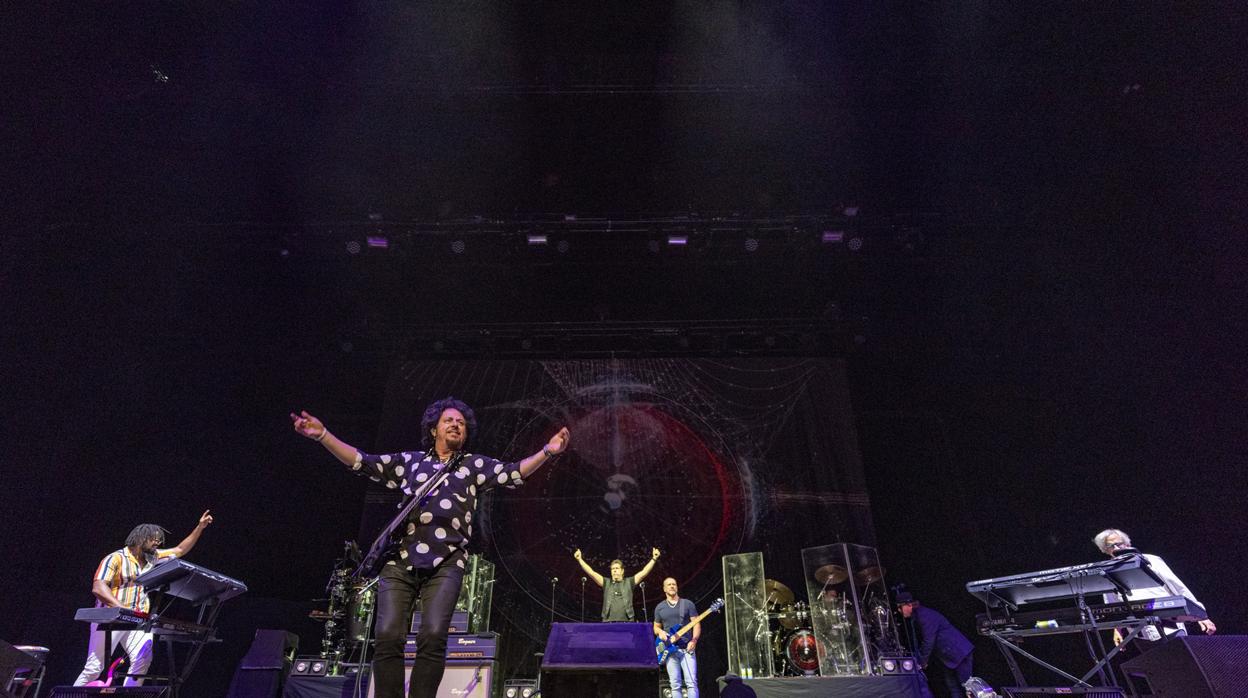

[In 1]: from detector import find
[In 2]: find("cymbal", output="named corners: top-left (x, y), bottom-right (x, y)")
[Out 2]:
top-left (855, 566), bottom-right (885, 585)
top-left (814, 564), bottom-right (849, 585)
top-left (763, 579), bottom-right (795, 608)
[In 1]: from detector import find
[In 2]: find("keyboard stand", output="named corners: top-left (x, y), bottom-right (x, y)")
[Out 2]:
top-left (988, 615), bottom-right (1158, 691)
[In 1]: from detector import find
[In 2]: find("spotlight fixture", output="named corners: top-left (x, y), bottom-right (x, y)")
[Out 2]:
top-left (450, 240), bottom-right (466, 254)
top-left (345, 241), bottom-right (361, 255)
top-left (821, 230), bottom-right (845, 244)
top-left (878, 656), bottom-right (918, 675)
top-left (847, 237), bottom-right (863, 251)
top-left (291, 656), bottom-right (329, 676)
top-left (744, 238), bottom-right (759, 252)
top-left (366, 235), bottom-right (389, 249)
top-left (556, 239), bottom-right (570, 254)
top-left (526, 234), bottom-right (548, 245)
top-left (666, 235), bottom-right (688, 246)
top-left (503, 679), bottom-right (538, 698)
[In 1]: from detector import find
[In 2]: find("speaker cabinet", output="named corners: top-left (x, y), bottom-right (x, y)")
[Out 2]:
top-left (226, 629), bottom-right (300, 698)
top-left (1121, 635), bottom-right (1248, 697)
top-left (1, 640), bottom-right (44, 698)
top-left (238, 630), bottom-right (299, 670)
top-left (50, 689), bottom-right (169, 697)
top-left (541, 623), bottom-right (655, 669)
top-left (366, 660), bottom-right (493, 698)
top-left (539, 623), bottom-right (659, 698)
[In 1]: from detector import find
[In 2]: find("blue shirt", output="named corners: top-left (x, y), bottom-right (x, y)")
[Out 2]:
top-left (654, 598), bottom-right (698, 648)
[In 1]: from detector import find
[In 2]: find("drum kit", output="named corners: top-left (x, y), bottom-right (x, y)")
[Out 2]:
top-left (762, 578), bottom-right (819, 675)
top-left (307, 543), bottom-right (376, 674)
top-left (763, 563), bottom-right (890, 676)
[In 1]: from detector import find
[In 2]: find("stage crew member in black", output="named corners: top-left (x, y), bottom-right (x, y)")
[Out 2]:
top-left (896, 590), bottom-right (973, 698)
top-left (573, 547), bottom-right (660, 621)
top-left (292, 398), bottom-right (570, 698)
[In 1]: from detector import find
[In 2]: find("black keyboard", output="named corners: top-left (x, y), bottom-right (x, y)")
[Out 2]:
top-left (74, 607), bottom-right (213, 637)
top-left (976, 595), bottom-right (1206, 635)
top-left (966, 554), bottom-right (1163, 608)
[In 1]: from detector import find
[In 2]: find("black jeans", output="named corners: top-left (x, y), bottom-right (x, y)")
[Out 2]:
top-left (935, 653), bottom-right (972, 697)
top-left (373, 553), bottom-right (466, 698)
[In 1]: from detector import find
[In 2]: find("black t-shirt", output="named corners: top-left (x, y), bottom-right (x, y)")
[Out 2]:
top-left (602, 577), bottom-right (636, 621)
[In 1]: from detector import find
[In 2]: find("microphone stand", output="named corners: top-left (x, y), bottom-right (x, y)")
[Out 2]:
top-left (639, 582), bottom-right (648, 623)
top-left (549, 578), bottom-right (558, 625)
top-left (581, 577), bottom-right (587, 622)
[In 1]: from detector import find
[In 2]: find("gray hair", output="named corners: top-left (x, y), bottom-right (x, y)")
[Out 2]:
top-left (1093, 528), bottom-right (1131, 555)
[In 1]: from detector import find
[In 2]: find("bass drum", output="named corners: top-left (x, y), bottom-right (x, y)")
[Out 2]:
top-left (346, 582), bottom-right (376, 643)
top-left (785, 629), bottom-right (821, 674)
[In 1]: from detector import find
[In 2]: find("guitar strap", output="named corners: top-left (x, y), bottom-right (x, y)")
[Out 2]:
top-left (356, 452), bottom-right (462, 577)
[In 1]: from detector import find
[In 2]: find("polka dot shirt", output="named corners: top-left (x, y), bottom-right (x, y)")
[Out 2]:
top-left (352, 449), bottom-right (524, 571)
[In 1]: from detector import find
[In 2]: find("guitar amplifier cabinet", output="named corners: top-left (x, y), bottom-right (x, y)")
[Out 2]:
top-left (403, 633), bottom-right (498, 660)
top-left (410, 610), bottom-right (470, 634)
top-left (366, 659), bottom-right (493, 698)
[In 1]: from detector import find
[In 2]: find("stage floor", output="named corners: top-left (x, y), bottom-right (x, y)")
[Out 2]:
top-left (718, 674), bottom-right (929, 697)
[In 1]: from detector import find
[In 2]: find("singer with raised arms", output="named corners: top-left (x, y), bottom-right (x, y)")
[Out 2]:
top-left (574, 547), bottom-right (661, 621)
top-left (292, 397), bottom-right (570, 698)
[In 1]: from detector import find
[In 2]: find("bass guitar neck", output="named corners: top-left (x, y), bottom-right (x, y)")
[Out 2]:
top-left (655, 598), bottom-right (723, 664)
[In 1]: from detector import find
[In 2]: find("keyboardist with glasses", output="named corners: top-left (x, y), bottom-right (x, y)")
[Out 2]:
top-left (73, 511), bottom-right (214, 687)
top-left (1093, 528), bottom-right (1217, 644)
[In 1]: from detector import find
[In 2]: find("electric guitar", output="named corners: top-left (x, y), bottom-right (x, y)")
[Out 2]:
top-left (356, 452), bottom-right (462, 577)
top-left (85, 656), bottom-right (126, 687)
top-left (655, 598), bottom-right (723, 664)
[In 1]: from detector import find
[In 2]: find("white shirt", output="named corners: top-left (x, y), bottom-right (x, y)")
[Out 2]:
top-left (1104, 553), bottom-right (1206, 639)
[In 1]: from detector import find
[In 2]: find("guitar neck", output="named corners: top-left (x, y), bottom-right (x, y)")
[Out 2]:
top-left (672, 606), bottom-right (714, 640)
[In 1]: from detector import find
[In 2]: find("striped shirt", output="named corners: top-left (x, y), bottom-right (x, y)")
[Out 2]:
top-left (93, 548), bottom-right (178, 612)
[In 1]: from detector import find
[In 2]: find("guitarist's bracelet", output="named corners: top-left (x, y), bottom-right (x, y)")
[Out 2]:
top-left (316, 429), bottom-right (329, 443)
top-left (542, 445), bottom-right (557, 459)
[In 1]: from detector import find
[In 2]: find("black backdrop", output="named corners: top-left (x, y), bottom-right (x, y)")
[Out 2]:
top-left (3, 2), bottom-right (1246, 696)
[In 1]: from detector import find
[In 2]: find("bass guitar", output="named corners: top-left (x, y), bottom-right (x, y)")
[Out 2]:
top-left (655, 598), bottom-right (723, 664)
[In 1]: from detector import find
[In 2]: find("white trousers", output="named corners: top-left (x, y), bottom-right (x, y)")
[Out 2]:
top-left (73, 623), bottom-right (154, 686)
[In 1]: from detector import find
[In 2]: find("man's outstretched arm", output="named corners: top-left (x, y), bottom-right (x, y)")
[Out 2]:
top-left (574, 549), bottom-right (604, 586)
top-left (634, 548), bottom-right (660, 584)
top-left (165, 510), bottom-right (214, 558)
top-left (291, 410), bottom-right (361, 466)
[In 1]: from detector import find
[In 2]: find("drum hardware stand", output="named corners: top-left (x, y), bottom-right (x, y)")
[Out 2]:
top-left (348, 575), bottom-right (380, 698)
